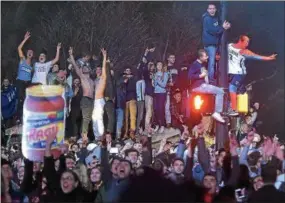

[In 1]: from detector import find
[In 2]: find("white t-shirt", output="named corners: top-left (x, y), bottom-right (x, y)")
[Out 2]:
top-left (228, 43), bottom-right (247, 75)
top-left (32, 61), bottom-right (53, 85)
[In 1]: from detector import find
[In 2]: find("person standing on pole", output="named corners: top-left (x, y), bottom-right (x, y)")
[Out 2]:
top-left (202, 3), bottom-right (231, 85)
top-left (228, 35), bottom-right (277, 115)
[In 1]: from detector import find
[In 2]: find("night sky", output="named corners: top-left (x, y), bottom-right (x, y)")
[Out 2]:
top-left (1, 1), bottom-right (284, 140)
top-left (226, 1), bottom-right (284, 140)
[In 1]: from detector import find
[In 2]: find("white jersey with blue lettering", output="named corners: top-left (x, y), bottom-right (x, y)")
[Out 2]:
top-left (31, 61), bottom-right (53, 85)
top-left (228, 43), bottom-right (247, 75)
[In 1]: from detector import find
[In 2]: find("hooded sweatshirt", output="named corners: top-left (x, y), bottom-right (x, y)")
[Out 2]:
top-left (202, 12), bottom-right (224, 47)
top-left (1, 85), bottom-right (17, 119)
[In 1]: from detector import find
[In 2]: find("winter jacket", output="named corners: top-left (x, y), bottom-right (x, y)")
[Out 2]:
top-left (1, 85), bottom-right (17, 119)
top-left (138, 50), bottom-right (154, 96)
top-left (125, 76), bottom-right (137, 102)
top-left (115, 77), bottom-right (126, 109)
top-left (188, 60), bottom-right (205, 90)
top-left (202, 12), bottom-right (224, 47)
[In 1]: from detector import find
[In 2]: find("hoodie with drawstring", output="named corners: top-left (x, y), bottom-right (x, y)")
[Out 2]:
top-left (202, 12), bottom-right (224, 47)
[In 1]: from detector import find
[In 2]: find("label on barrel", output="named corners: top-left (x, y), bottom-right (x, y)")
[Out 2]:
top-left (22, 85), bottom-right (66, 161)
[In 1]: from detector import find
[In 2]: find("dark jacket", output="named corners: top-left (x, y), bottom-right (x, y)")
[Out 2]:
top-left (104, 62), bottom-right (115, 101)
top-left (43, 155), bottom-right (66, 192)
top-left (138, 51), bottom-right (154, 97)
top-left (96, 148), bottom-right (129, 203)
top-left (115, 77), bottom-right (126, 109)
top-left (71, 86), bottom-right (83, 108)
top-left (248, 185), bottom-right (285, 202)
top-left (156, 152), bottom-right (177, 168)
top-left (141, 137), bottom-right (152, 166)
top-left (1, 85), bottom-right (17, 119)
top-left (170, 100), bottom-right (183, 122)
top-left (202, 12), bottom-right (224, 47)
top-left (125, 76), bottom-right (137, 102)
top-left (197, 137), bottom-right (240, 186)
top-left (54, 186), bottom-right (91, 203)
top-left (177, 69), bottom-right (189, 91)
top-left (188, 60), bottom-right (205, 90)
top-left (20, 159), bottom-right (45, 200)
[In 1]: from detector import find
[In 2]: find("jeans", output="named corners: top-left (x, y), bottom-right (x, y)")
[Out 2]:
top-left (145, 95), bottom-right (153, 130)
top-left (125, 100), bottom-right (137, 135)
top-left (136, 100), bottom-right (144, 131)
top-left (80, 96), bottom-right (94, 135)
top-left (104, 100), bottom-right (115, 134)
top-left (116, 108), bottom-right (124, 139)
top-left (228, 74), bottom-right (246, 93)
top-left (154, 93), bottom-right (167, 127)
top-left (205, 46), bottom-right (217, 84)
top-left (165, 92), bottom-right (171, 125)
top-left (192, 83), bottom-right (224, 113)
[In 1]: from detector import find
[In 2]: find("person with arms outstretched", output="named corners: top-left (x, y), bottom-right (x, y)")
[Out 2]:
top-left (31, 43), bottom-right (61, 85)
top-left (228, 35), bottom-right (277, 115)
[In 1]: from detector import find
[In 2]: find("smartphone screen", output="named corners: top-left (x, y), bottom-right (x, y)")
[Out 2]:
top-left (110, 147), bottom-right (119, 154)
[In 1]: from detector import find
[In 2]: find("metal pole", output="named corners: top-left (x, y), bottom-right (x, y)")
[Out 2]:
top-left (216, 1), bottom-right (229, 150)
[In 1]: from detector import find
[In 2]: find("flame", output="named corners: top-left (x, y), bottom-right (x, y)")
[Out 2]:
top-left (194, 95), bottom-right (204, 110)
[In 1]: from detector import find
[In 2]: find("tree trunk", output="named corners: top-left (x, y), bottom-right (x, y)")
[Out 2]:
top-left (162, 33), bottom-right (170, 61)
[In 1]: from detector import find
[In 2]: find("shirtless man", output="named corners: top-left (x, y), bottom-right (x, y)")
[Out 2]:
top-left (69, 47), bottom-right (95, 138)
top-left (92, 48), bottom-right (107, 141)
top-left (228, 35), bottom-right (277, 115)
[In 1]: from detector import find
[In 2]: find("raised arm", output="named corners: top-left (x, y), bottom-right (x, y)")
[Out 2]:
top-left (138, 47), bottom-right (155, 70)
top-left (239, 132), bottom-right (254, 165)
top-left (106, 57), bottom-right (111, 73)
top-left (101, 49), bottom-right (107, 80)
top-left (20, 158), bottom-right (33, 194)
top-left (43, 133), bottom-right (59, 192)
top-left (227, 136), bottom-right (240, 186)
top-left (51, 43), bottom-right (61, 65)
top-left (69, 47), bottom-right (83, 78)
top-left (184, 140), bottom-right (194, 180)
top-left (95, 48), bottom-right (107, 99)
top-left (240, 49), bottom-right (277, 61)
top-left (141, 48), bottom-right (149, 64)
top-left (197, 137), bottom-right (210, 173)
top-left (18, 31), bottom-right (31, 60)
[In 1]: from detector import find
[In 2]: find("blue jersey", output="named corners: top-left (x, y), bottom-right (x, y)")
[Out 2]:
top-left (17, 59), bottom-right (33, 81)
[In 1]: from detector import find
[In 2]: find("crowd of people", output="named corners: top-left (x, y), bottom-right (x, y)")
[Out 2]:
top-left (1, 3), bottom-right (284, 203)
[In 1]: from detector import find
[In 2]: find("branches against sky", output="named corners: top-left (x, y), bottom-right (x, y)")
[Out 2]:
top-left (1, 1), bottom-right (205, 78)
